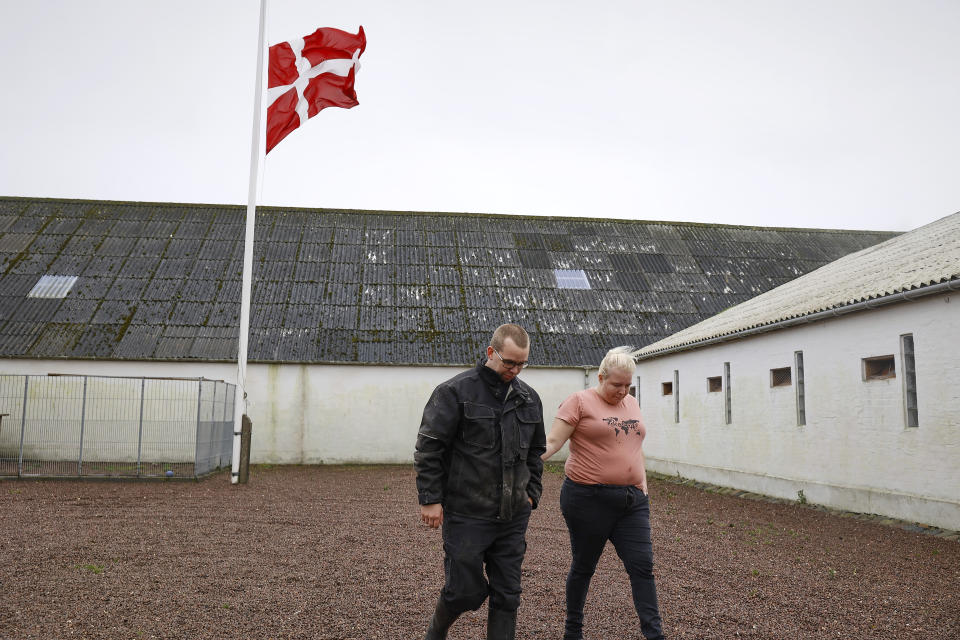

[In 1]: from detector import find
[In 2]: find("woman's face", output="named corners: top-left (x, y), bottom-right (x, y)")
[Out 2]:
top-left (597, 368), bottom-right (634, 405)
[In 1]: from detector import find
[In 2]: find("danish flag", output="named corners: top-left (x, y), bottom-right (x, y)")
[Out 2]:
top-left (266, 26), bottom-right (366, 153)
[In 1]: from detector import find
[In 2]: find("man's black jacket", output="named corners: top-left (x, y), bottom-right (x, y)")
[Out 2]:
top-left (414, 360), bottom-right (546, 521)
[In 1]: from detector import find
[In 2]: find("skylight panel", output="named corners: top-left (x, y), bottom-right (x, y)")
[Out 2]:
top-left (554, 269), bottom-right (591, 289)
top-left (27, 275), bottom-right (78, 299)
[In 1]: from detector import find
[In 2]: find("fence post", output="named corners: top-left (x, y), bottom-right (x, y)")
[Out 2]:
top-left (18, 376), bottom-right (28, 477)
top-left (194, 379), bottom-right (202, 478)
top-left (77, 376), bottom-right (88, 476)
top-left (136, 377), bottom-right (145, 477)
top-left (238, 414), bottom-right (252, 484)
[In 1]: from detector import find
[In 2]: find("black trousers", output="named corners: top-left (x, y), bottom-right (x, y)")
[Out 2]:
top-left (439, 505), bottom-right (531, 613)
top-left (560, 477), bottom-right (665, 640)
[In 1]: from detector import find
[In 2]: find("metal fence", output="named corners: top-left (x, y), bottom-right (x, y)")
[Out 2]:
top-left (0, 374), bottom-right (235, 479)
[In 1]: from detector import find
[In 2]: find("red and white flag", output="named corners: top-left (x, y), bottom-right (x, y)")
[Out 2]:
top-left (266, 26), bottom-right (366, 153)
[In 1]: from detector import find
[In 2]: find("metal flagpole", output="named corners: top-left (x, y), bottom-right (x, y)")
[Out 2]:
top-left (232, 0), bottom-right (268, 484)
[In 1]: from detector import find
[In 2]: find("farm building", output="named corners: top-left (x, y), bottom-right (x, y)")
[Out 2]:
top-left (0, 196), bottom-right (896, 469)
top-left (632, 212), bottom-right (960, 530)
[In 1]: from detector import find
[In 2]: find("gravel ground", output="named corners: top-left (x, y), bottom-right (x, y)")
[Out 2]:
top-left (0, 464), bottom-right (957, 639)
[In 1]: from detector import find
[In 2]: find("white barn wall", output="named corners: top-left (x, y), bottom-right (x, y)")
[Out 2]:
top-left (1, 359), bottom-right (586, 465)
top-left (634, 294), bottom-right (960, 530)
top-left (243, 364), bottom-right (587, 464)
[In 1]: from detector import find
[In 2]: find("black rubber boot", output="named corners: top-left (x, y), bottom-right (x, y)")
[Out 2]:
top-left (424, 598), bottom-right (461, 640)
top-left (486, 607), bottom-right (517, 640)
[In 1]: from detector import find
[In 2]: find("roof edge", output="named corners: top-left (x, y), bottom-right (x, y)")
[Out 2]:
top-left (635, 277), bottom-right (960, 362)
top-left (0, 195), bottom-right (901, 234)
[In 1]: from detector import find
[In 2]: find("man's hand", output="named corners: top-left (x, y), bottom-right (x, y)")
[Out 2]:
top-left (420, 503), bottom-right (443, 529)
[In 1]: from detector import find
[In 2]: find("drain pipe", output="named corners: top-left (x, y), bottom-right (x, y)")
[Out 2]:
top-left (636, 278), bottom-right (960, 361)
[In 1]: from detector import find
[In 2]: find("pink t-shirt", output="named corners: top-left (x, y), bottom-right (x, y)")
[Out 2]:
top-left (556, 388), bottom-right (647, 487)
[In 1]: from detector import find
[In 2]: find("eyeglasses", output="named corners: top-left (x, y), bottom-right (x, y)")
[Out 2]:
top-left (493, 347), bottom-right (529, 370)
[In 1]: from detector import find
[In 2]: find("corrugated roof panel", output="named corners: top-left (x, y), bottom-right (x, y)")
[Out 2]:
top-left (251, 280), bottom-right (291, 305)
top-left (183, 259), bottom-right (223, 280)
top-left (394, 265), bottom-right (429, 285)
top-left (26, 322), bottom-right (84, 356)
top-left (26, 275), bottom-right (76, 299)
top-left (517, 250), bottom-right (549, 269)
top-left (396, 307), bottom-right (432, 331)
top-left (0, 297), bottom-right (21, 321)
top-left (133, 301), bottom-right (175, 324)
top-left (56, 298), bottom-right (100, 323)
top-left (284, 304), bottom-right (323, 329)
top-left (154, 258), bottom-right (193, 278)
top-left (0, 321), bottom-right (44, 355)
top-left (113, 324), bottom-right (161, 358)
top-left (92, 300), bottom-right (136, 324)
top-left (426, 247), bottom-right (457, 265)
top-left (426, 266), bottom-right (458, 286)
top-left (319, 305), bottom-right (358, 330)
top-left (178, 279), bottom-right (220, 302)
top-left (8, 254), bottom-right (51, 275)
top-left (26, 234), bottom-right (67, 253)
top-left (637, 213), bottom-right (960, 357)
top-left (360, 284), bottom-right (394, 306)
top-left (70, 324), bottom-right (121, 358)
top-left (103, 278), bottom-right (148, 301)
top-left (324, 282), bottom-right (359, 305)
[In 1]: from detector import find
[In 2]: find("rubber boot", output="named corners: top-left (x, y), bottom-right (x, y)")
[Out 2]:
top-left (424, 597), bottom-right (460, 640)
top-left (486, 607), bottom-right (517, 640)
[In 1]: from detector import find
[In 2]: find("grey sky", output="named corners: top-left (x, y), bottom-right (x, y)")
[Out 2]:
top-left (1, 0), bottom-right (958, 231)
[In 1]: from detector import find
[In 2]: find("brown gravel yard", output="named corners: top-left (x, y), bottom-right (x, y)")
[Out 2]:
top-left (0, 465), bottom-right (957, 640)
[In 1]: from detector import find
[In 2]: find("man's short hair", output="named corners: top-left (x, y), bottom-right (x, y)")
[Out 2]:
top-left (490, 324), bottom-right (529, 350)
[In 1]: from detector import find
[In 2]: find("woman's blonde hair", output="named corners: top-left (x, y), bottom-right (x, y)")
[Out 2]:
top-left (598, 346), bottom-right (636, 377)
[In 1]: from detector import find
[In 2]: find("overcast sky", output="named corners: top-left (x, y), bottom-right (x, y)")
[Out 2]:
top-left (1, 0), bottom-right (958, 231)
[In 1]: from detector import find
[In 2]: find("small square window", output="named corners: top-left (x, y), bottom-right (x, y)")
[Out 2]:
top-left (707, 376), bottom-right (722, 392)
top-left (661, 381), bottom-right (673, 396)
top-left (863, 355), bottom-right (895, 380)
top-left (770, 367), bottom-right (792, 387)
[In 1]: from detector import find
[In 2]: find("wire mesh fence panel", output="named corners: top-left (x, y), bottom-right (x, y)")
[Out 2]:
top-left (80, 376), bottom-right (144, 477)
top-left (0, 374), bottom-right (234, 479)
top-left (140, 378), bottom-right (201, 478)
top-left (19, 376), bottom-right (86, 477)
top-left (196, 380), bottom-right (236, 476)
top-left (0, 375), bottom-right (26, 477)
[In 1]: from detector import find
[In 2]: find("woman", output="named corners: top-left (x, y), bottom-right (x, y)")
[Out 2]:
top-left (542, 346), bottom-right (666, 640)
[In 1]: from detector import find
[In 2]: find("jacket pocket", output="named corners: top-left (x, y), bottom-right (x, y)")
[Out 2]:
top-left (461, 402), bottom-right (496, 448)
top-left (515, 404), bottom-right (541, 459)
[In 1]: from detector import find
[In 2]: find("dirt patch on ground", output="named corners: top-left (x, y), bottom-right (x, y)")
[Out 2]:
top-left (1, 465), bottom-right (957, 639)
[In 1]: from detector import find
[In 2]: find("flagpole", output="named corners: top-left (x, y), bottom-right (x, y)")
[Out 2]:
top-left (233, 0), bottom-right (268, 484)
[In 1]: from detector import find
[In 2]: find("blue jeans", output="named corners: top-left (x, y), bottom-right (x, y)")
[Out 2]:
top-left (560, 477), bottom-right (665, 640)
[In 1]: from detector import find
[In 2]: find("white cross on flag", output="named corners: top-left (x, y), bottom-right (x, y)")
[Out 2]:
top-left (266, 26), bottom-right (366, 153)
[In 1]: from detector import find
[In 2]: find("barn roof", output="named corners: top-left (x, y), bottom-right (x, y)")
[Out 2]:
top-left (0, 196), bottom-right (897, 367)
top-left (635, 211), bottom-right (960, 359)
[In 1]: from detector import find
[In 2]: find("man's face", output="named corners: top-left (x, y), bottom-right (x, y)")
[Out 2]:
top-left (485, 337), bottom-right (530, 383)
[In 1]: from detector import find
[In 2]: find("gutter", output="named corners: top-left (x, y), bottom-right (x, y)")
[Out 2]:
top-left (635, 277), bottom-right (960, 361)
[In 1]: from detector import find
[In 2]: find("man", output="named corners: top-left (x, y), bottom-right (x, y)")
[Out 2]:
top-left (414, 324), bottom-right (547, 640)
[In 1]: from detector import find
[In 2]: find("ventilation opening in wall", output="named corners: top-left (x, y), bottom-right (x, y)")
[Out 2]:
top-left (863, 355), bottom-right (896, 380)
top-left (900, 334), bottom-right (918, 428)
top-left (770, 367), bottom-right (792, 387)
top-left (707, 376), bottom-right (722, 392)
top-left (723, 362), bottom-right (731, 425)
top-left (661, 381), bottom-right (673, 395)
